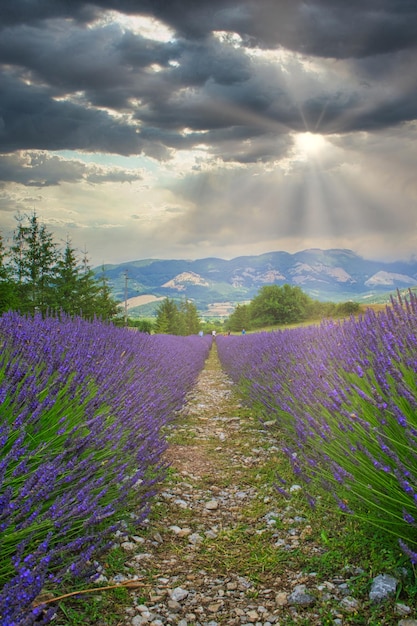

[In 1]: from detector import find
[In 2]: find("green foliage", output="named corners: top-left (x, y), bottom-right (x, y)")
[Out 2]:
top-left (249, 284), bottom-right (314, 327)
top-left (154, 298), bottom-right (201, 335)
top-left (52, 239), bottom-right (83, 315)
top-left (0, 213), bottom-right (119, 321)
top-left (9, 211), bottom-right (59, 314)
top-left (226, 284), bottom-right (361, 329)
top-left (0, 233), bottom-right (19, 313)
top-left (128, 318), bottom-right (154, 333)
top-left (154, 297), bottom-right (179, 334)
top-left (92, 266), bottom-right (120, 321)
top-left (179, 299), bottom-right (201, 335)
top-left (226, 303), bottom-right (251, 331)
top-left (335, 300), bottom-right (361, 315)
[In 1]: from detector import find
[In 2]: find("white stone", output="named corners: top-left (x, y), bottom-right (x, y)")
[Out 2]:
top-left (170, 587), bottom-right (189, 602)
top-left (339, 596), bottom-right (359, 612)
top-left (205, 500), bottom-right (219, 510)
top-left (369, 574), bottom-right (398, 603)
top-left (174, 498), bottom-right (189, 508)
top-left (395, 603), bottom-right (412, 615)
top-left (132, 616), bottom-right (147, 626)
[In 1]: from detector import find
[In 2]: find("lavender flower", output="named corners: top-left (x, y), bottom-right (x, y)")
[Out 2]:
top-left (217, 290), bottom-right (417, 561)
top-left (0, 312), bottom-right (212, 623)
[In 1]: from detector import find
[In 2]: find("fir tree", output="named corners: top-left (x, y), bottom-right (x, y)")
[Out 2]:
top-left (154, 298), bottom-right (179, 334)
top-left (77, 249), bottom-right (101, 319)
top-left (94, 266), bottom-right (120, 321)
top-left (9, 211), bottom-right (58, 314)
top-left (179, 299), bottom-right (201, 335)
top-left (52, 238), bottom-right (84, 315)
top-left (0, 231), bottom-right (18, 313)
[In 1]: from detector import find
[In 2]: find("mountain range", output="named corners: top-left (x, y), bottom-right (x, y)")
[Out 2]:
top-left (99, 248), bottom-right (417, 318)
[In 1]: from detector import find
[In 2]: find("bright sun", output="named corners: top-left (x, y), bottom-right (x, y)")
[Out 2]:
top-left (294, 131), bottom-right (327, 157)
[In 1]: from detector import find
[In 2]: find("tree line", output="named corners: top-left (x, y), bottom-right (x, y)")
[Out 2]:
top-left (149, 284), bottom-right (360, 336)
top-left (225, 284), bottom-right (360, 331)
top-left (0, 214), bottom-right (360, 333)
top-left (0, 212), bottom-right (119, 320)
top-left (152, 297), bottom-right (201, 335)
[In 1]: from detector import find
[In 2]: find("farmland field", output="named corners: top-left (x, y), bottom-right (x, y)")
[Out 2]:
top-left (2, 293), bottom-right (417, 624)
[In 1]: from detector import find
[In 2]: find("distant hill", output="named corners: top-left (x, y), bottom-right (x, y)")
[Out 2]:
top-left (97, 248), bottom-right (417, 317)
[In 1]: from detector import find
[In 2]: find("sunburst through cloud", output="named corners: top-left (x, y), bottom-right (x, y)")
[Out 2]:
top-left (0, 1), bottom-right (416, 264)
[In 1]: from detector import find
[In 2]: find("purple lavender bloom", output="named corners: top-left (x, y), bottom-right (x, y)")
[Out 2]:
top-left (403, 509), bottom-right (416, 525)
top-left (0, 312), bottom-right (212, 623)
top-left (399, 539), bottom-right (417, 564)
top-left (216, 290), bottom-right (417, 561)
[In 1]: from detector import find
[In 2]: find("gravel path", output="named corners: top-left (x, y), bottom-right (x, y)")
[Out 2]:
top-left (114, 345), bottom-right (413, 626)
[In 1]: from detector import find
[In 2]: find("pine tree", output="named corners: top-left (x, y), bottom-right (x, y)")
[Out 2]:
top-left (154, 298), bottom-right (180, 334)
top-left (179, 299), bottom-right (201, 335)
top-left (77, 249), bottom-right (101, 319)
top-left (52, 238), bottom-right (84, 315)
top-left (9, 212), bottom-right (26, 285)
top-left (9, 211), bottom-right (58, 314)
top-left (154, 309), bottom-right (169, 334)
top-left (94, 266), bottom-right (120, 321)
top-left (0, 231), bottom-right (18, 313)
top-left (4, 212), bottom-right (120, 321)
top-left (226, 303), bottom-right (251, 331)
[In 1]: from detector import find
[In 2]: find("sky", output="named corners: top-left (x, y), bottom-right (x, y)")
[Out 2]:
top-left (0, 0), bottom-right (417, 267)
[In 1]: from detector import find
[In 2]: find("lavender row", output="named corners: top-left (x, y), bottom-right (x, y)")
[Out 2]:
top-left (0, 312), bottom-right (212, 625)
top-left (216, 292), bottom-right (417, 561)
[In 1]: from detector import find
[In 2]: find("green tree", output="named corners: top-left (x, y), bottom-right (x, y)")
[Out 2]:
top-left (0, 231), bottom-right (18, 313)
top-left (179, 299), bottom-right (201, 335)
top-left (75, 249), bottom-right (102, 319)
top-left (52, 238), bottom-right (84, 315)
top-left (335, 301), bottom-right (360, 316)
top-left (226, 303), bottom-right (251, 332)
top-left (9, 212), bottom-right (26, 286)
top-left (154, 298), bottom-right (180, 334)
top-left (94, 266), bottom-right (121, 321)
top-left (130, 319), bottom-right (154, 333)
top-left (249, 284), bottom-right (313, 327)
top-left (9, 211), bottom-right (59, 313)
top-left (3, 213), bottom-right (119, 321)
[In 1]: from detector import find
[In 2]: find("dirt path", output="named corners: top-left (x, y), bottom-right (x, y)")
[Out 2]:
top-left (116, 343), bottom-right (339, 626)
top-left (51, 344), bottom-right (409, 625)
top-left (111, 346), bottom-right (364, 626)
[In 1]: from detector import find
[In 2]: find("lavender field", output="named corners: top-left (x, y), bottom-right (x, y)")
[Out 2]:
top-left (217, 292), bottom-right (417, 564)
top-left (0, 313), bottom-right (212, 625)
top-left (3, 294), bottom-right (417, 624)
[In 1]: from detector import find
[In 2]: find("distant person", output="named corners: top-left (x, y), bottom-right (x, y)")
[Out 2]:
top-left (241, 328), bottom-right (246, 334)
top-left (198, 330), bottom-right (204, 337)
top-left (212, 330), bottom-right (216, 337)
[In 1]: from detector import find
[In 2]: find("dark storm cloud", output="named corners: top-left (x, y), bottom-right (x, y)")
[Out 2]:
top-left (0, 20), bottom-right (178, 107)
top-left (0, 0), bottom-right (416, 167)
top-left (0, 1), bottom-right (95, 27)
top-left (0, 153), bottom-right (142, 186)
top-left (0, 71), bottom-right (144, 155)
top-left (1, 0), bottom-right (416, 58)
